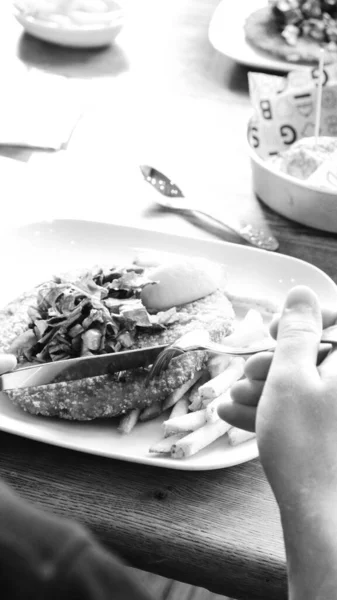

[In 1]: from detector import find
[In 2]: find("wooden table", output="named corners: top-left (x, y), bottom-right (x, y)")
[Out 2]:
top-left (0, 2), bottom-right (336, 599)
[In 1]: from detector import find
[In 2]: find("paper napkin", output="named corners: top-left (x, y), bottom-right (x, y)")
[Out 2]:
top-left (0, 62), bottom-right (83, 150)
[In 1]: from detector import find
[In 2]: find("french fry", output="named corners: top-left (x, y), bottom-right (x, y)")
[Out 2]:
top-left (118, 408), bottom-right (140, 434)
top-left (227, 427), bottom-right (256, 446)
top-left (149, 433), bottom-right (185, 455)
top-left (205, 389), bottom-right (231, 423)
top-left (162, 409), bottom-right (206, 437)
top-left (221, 308), bottom-right (267, 348)
top-left (199, 357), bottom-right (245, 401)
top-left (208, 354), bottom-right (231, 378)
top-left (162, 371), bottom-right (203, 411)
top-left (139, 401), bottom-right (163, 422)
top-left (206, 310), bottom-right (264, 378)
top-left (188, 396), bottom-right (203, 412)
top-left (169, 395), bottom-right (189, 419)
top-left (188, 370), bottom-right (210, 411)
top-left (206, 308), bottom-right (270, 389)
top-left (226, 292), bottom-right (281, 317)
top-left (171, 418), bottom-right (231, 459)
top-left (200, 396), bottom-right (214, 408)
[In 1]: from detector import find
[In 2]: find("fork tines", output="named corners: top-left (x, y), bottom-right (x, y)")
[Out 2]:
top-left (146, 346), bottom-right (187, 383)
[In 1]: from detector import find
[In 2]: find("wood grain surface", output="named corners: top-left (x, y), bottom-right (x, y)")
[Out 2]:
top-left (0, 0), bottom-right (336, 599)
top-left (0, 432), bottom-right (286, 600)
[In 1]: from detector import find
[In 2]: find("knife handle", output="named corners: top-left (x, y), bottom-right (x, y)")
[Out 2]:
top-left (194, 208), bottom-right (279, 252)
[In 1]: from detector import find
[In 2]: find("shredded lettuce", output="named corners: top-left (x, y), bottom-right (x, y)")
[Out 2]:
top-left (12, 265), bottom-right (171, 363)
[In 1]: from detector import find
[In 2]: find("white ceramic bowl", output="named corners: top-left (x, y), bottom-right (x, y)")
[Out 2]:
top-left (249, 136), bottom-right (337, 233)
top-left (14, 3), bottom-right (124, 48)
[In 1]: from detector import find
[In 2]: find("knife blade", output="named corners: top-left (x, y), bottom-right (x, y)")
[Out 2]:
top-left (0, 345), bottom-right (168, 391)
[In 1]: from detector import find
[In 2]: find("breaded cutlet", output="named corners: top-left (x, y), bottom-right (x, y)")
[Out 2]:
top-left (0, 289), bottom-right (235, 420)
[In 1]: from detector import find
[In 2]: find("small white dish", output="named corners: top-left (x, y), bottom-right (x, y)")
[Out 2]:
top-left (208, 0), bottom-right (310, 73)
top-left (249, 136), bottom-right (337, 232)
top-left (1, 220), bottom-right (336, 470)
top-left (14, 2), bottom-right (124, 48)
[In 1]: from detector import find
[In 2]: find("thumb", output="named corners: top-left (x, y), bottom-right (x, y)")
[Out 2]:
top-left (274, 286), bottom-right (322, 371)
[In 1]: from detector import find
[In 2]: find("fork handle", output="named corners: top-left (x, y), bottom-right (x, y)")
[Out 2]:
top-left (184, 338), bottom-right (336, 357)
top-left (193, 208), bottom-right (279, 252)
top-left (183, 341), bottom-right (277, 356)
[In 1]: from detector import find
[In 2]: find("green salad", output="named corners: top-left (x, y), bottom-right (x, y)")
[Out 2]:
top-left (11, 265), bottom-right (178, 363)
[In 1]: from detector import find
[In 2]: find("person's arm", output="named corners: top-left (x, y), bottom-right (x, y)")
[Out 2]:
top-left (0, 478), bottom-right (154, 600)
top-left (280, 495), bottom-right (337, 600)
top-left (0, 352), bottom-right (154, 600)
top-left (218, 286), bottom-right (337, 600)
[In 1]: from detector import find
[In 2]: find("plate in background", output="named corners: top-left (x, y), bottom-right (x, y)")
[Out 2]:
top-left (208, 0), bottom-right (311, 73)
top-left (14, 2), bottom-right (124, 48)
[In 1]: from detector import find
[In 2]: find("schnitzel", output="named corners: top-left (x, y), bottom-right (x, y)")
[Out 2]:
top-left (0, 261), bottom-right (235, 420)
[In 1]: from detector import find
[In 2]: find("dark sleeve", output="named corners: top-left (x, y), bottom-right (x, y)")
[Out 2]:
top-left (58, 542), bottom-right (154, 600)
top-left (0, 480), bottom-right (155, 600)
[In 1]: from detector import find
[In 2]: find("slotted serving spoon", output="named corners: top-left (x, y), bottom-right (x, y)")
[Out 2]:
top-left (148, 324), bottom-right (337, 379)
top-left (140, 165), bottom-right (279, 251)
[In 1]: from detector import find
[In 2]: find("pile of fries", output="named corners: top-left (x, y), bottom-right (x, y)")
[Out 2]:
top-left (118, 308), bottom-right (273, 460)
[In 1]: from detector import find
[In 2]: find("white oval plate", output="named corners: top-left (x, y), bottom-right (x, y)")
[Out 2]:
top-left (208, 0), bottom-right (311, 73)
top-left (0, 220), bottom-right (336, 470)
top-left (14, 5), bottom-right (124, 48)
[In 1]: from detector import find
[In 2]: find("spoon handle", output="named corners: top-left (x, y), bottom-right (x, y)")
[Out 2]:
top-left (193, 208), bottom-right (279, 252)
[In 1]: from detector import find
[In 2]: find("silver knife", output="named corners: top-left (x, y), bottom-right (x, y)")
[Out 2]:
top-left (0, 345), bottom-right (168, 391)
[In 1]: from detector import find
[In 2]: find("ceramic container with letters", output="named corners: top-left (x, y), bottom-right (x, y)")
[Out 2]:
top-left (248, 121), bottom-right (337, 233)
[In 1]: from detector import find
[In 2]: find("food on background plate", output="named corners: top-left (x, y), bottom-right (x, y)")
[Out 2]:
top-left (306, 148), bottom-right (337, 188)
top-left (267, 136), bottom-right (337, 180)
top-left (0, 256), bottom-right (275, 459)
top-left (245, 0), bottom-right (337, 64)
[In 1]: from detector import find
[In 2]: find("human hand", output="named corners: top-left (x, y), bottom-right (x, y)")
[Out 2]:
top-left (0, 354), bottom-right (17, 375)
top-left (218, 285), bottom-right (337, 509)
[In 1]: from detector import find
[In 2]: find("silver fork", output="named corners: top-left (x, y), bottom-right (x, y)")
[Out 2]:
top-left (148, 324), bottom-right (337, 380)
